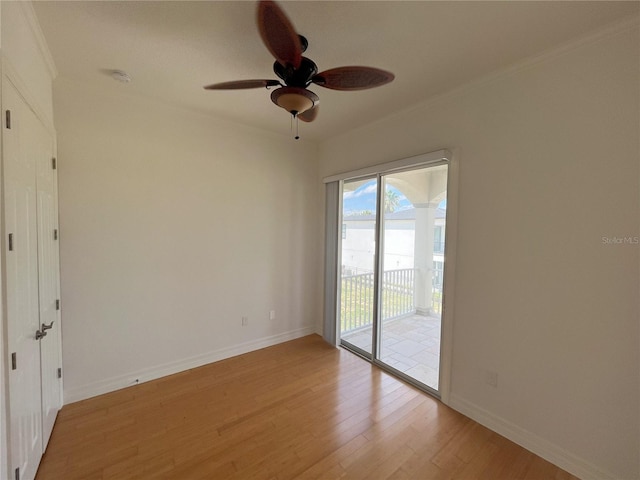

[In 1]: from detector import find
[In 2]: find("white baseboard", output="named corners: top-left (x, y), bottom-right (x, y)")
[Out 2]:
top-left (448, 394), bottom-right (620, 480)
top-left (64, 326), bottom-right (316, 404)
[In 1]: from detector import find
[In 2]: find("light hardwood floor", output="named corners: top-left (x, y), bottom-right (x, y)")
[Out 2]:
top-left (36, 335), bottom-right (578, 479)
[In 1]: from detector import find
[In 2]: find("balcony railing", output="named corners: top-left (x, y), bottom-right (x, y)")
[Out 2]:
top-left (340, 268), bottom-right (415, 333)
top-left (341, 268), bottom-right (444, 333)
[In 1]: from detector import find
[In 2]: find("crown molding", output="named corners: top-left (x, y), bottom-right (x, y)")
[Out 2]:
top-left (1, 55), bottom-right (56, 134)
top-left (421, 14), bottom-right (640, 116)
top-left (349, 14), bottom-right (640, 140)
top-left (17, 0), bottom-right (58, 79)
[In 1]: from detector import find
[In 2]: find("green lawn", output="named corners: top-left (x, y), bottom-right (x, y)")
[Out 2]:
top-left (340, 278), bottom-right (414, 331)
top-left (340, 277), bottom-right (442, 331)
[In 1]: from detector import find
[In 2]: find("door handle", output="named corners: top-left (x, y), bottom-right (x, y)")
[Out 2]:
top-left (35, 328), bottom-right (47, 340)
top-left (42, 321), bottom-right (54, 332)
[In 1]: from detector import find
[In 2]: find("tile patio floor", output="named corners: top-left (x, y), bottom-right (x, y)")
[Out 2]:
top-left (341, 313), bottom-right (441, 390)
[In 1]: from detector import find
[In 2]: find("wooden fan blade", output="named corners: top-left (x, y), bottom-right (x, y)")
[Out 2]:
top-left (312, 66), bottom-right (394, 91)
top-left (204, 79), bottom-right (281, 90)
top-left (298, 104), bottom-right (319, 123)
top-left (257, 1), bottom-right (302, 69)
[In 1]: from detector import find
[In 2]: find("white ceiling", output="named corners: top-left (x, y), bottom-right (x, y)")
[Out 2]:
top-left (33, 1), bottom-right (639, 142)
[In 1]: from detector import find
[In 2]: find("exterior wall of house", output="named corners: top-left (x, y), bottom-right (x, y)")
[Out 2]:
top-left (319, 22), bottom-right (639, 480)
top-left (342, 216), bottom-right (445, 273)
top-left (343, 218), bottom-right (415, 273)
top-left (54, 78), bottom-right (321, 403)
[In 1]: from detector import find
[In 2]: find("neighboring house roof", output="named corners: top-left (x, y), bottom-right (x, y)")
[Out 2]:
top-left (344, 207), bottom-right (446, 221)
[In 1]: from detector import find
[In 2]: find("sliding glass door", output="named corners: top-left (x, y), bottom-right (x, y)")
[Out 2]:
top-left (337, 162), bottom-right (448, 394)
top-left (339, 177), bottom-right (378, 356)
top-left (377, 165), bottom-right (448, 392)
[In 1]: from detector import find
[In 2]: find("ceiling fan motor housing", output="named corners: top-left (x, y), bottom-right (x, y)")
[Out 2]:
top-left (274, 57), bottom-right (318, 88)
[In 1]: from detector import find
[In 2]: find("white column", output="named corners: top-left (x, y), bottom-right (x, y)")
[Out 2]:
top-left (413, 203), bottom-right (437, 315)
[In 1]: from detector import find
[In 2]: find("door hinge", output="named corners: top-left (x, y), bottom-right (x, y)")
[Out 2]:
top-left (56, 299), bottom-right (60, 310)
top-left (11, 352), bottom-right (17, 370)
top-left (8, 233), bottom-right (14, 251)
top-left (5, 110), bottom-right (11, 129)
top-left (52, 157), bottom-right (57, 170)
top-left (57, 367), bottom-right (62, 379)
top-left (15, 467), bottom-right (19, 480)
top-left (54, 229), bottom-right (58, 240)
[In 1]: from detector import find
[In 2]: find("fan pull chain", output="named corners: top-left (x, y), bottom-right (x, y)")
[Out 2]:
top-left (289, 113), bottom-right (301, 140)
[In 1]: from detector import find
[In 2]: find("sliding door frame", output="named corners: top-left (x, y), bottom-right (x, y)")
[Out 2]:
top-left (324, 149), bottom-right (458, 404)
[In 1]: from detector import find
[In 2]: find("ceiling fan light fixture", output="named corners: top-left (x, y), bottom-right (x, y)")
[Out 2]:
top-left (270, 87), bottom-right (318, 115)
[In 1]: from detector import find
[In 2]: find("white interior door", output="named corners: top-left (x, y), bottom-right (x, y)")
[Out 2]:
top-left (35, 116), bottom-right (62, 450)
top-left (4, 81), bottom-right (44, 480)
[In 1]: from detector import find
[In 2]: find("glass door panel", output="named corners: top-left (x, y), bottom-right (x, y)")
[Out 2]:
top-left (377, 164), bottom-right (448, 391)
top-left (339, 178), bottom-right (378, 356)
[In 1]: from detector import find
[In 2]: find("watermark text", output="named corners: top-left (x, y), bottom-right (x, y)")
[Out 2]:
top-left (602, 236), bottom-right (639, 245)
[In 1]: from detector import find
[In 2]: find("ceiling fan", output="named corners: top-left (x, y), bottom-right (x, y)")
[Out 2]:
top-left (204, 0), bottom-right (395, 138)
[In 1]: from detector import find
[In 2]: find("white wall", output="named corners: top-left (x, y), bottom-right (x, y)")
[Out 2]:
top-left (54, 78), bottom-right (320, 402)
top-left (319, 23), bottom-right (639, 480)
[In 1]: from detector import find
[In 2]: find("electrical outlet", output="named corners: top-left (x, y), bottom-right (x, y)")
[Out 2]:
top-left (485, 370), bottom-right (498, 388)
top-left (242, 316), bottom-right (248, 326)
top-left (269, 310), bottom-right (276, 320)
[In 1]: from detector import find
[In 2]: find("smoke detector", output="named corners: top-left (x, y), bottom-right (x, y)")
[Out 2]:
top-left (111, 70), bottom-right (131, 83)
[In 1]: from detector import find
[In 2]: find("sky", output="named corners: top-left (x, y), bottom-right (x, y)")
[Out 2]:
top-left (343, 180), bottom-right (446, 216)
